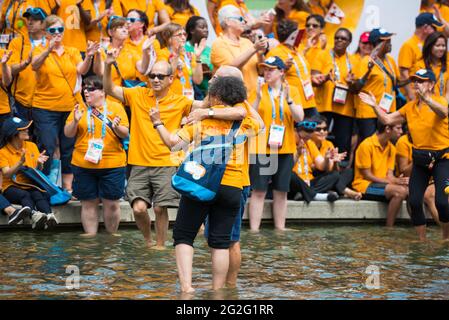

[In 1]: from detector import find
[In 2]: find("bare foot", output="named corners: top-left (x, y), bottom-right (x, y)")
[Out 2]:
top-left (150, 245), bottom-right (167, 251)
top-left (249, 229), bottom-right (260, 234)
top-left (345, 189), bottom-right (363, 201)
top-left (274, 227), bottom-right (295, 232)
top-left (110, 233), bottom-right (121, 237)
top-left (181, 287), bottom-right (195, 294)
top-left (80, 233), bottom-right (96, 238)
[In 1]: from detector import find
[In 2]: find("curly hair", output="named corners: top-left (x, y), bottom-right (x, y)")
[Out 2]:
top-left (208, 76), bottom-right (247, 106)
top-left (277, 19), bottom-right (298, 43)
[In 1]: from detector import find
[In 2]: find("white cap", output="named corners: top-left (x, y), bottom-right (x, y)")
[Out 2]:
top-left (218, 5), bottom-right (242, 26)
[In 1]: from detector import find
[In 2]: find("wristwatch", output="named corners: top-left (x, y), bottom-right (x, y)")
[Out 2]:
top-left (208, 108), bottom-right (215, 118)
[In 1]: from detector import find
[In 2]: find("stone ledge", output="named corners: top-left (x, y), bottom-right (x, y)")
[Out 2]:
top-left (0, 199), bottom-right (422, 228)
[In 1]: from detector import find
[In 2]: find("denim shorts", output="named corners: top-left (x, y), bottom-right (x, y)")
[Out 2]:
top-left (204, 186), bottom-right (251, 242)
top-left (72, 166), bottom-right (126, 201)
top-left (363, 183), bottom-right (388, 202)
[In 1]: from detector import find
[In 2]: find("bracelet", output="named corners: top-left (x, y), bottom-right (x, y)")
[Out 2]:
top-left (153, 122), bottom-right (164, 129)
top-left (287, 100), bottom-right (294, 105)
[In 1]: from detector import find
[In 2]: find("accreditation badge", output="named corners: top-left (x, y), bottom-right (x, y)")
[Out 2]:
top-left (302, 79), bottom-right (315, 101)
top-left (333, 83), bottom-right (349, 105)
top-left (0, 34), bottom-right (11, 45)
top-left (183, 88), bottom-right (194, 100)
top-left (379, 92), bottom-right (394, 113)
top-left (268, 124), bottom-right (286, 148)
top-left (84, 139), bottom-right (104, 164)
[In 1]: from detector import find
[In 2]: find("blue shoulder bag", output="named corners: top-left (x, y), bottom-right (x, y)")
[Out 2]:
top-left (172, 121), bottom-right (242, 202)
top-left (112, 62), bottom-right (147, 88)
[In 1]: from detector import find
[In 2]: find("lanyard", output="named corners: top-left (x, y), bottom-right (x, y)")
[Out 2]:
top-left (268, 86), bottom-right (284, 123)
top-left (178, 51), bottom-right (193, 89)
top-left (289, 51), bottom-right (309, 79)
top-left (331, 50), bottom-right (352, 82)
top-left (30, 36), bottom-right (45, 50)
top-left (297, 148), bottom-right (309, 181)
top-left (374, 57), bottom-right (395, 94)
top-left (93, 0), bottom-right (102, 32)
top-left (87, 103), bottom-right (108, 140)
top-left (439, 70), bottom-right (445, 96)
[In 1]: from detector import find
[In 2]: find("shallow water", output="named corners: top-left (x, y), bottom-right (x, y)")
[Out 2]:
top-left (1, 225), bottom-right (449, 300)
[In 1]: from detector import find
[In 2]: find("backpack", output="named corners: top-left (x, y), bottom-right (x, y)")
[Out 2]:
top-left (172, 121), bottom-right (243, 202)
top-left (17, 166), bottom-right (72, 206)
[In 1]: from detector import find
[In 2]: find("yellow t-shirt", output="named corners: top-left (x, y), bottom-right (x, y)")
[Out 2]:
top-left (0, 141), bottom-right (40, 191)
top-left (177, 105), bottom-right (261, 190)
top-left (317, 50), bottom-right (357, 117)
top-left (86, 0), bottom-right (123, 42)
top-left (352, 134), bottom-right (396, 193)
top-left (314, 139), bottom-right (334, 157)
top-left (8, 36), bottom-right (47, 108)
top-left (0, 0), bottom-right (38, 40)
top-left (165, 4), bottom-right (200, 27)
top-left (248, 83), bottom-right (301, 155)
top-left (413, 59), bottom-right (449, 97)
top-left (211, 35), bottom-right (259, 93)
top-left (266, 44), bottom-right (317, 110)
top-left (156, 47), bottom-right (196, 96)
top-left (0, 48), bottom-right (11, 115)
top-left (395, 134), bottom-right (412, 161)
top-left (292, 140), bottom-right (321, 182)
top-left (398, 95), bottom-right (449, 156)
top-left (398, 34), bottom-right (423, 71)
top-left (66, 101), bottom-right (129, 169)
top-left (32, 45), bottom-right (83, 112)
top-left (353, 55), bottom-right (399, 119)
top-left (46, 0), bottom-right (95, 52)
top-left (119, 0), bottom-right (166, 28)
top-left (123, 87), bottom-right (192, 166)
top-left (100, 44), bottom-right (141, 87)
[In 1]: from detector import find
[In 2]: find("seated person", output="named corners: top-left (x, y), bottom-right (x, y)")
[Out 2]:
top-left (352, 121), bottom-right (409, 227)
top-left (289, 116), bottom-right (361, 203)
top-left (0, 192), bottom-right (32, 225)
top-left (396, 132), bottom-right (440, 225)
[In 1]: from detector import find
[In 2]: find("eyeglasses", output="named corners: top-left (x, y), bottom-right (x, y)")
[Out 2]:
top-left (47, 26), bottom-right (64, 34)
top-left (26, 8), bottom-right (46, 20)
top-left (306, 23), bottom-right (321, 29)
top-left (172, 31), bottom-right (187, 38)
top-left (335, 36), bottom-right (349, 42)
top-left (148, 73), bottom-right (171, 80)
top-left (228, 16), bottom-right (245, 23)
top-left (315, 126), bottom-right (328, 132)
top-left (83, 86), bottom-right (101, 92)
top-left (127, 17), bottom-right (143, 23)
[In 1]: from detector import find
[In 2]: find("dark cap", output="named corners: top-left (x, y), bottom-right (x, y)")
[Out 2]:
top-left (1, 117), bottom-right (33, 139)
top-left (369, 28), bottom-right (395, 44)
top-left (258, 56), bottom-right (286, 70)
top-left (23, 7), bottom-right (47, 21)
top-left (416, 12), bottom-right (443, 28)
top-left (410, 68), bottom-right (437, 82)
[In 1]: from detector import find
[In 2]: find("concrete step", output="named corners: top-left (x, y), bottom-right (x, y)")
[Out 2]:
top-left (0, 199), bottom-right (421, 228)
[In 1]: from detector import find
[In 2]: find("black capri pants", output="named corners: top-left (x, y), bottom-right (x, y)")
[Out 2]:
top-left (3, 186), bottom-right (51, 214)
top-left (173, 185), bottom-right (242, 249)
top-left (408, 159), bottom-right (449, 226)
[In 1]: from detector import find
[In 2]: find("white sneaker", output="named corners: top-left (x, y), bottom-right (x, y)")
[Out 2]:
top-left (31, 211), bottom-right (47, 230)
top-left (46, 213), bottom-right (59, 229)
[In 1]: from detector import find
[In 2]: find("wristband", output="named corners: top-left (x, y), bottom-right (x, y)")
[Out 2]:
top-left (153, 122), bottom-right (164, 129)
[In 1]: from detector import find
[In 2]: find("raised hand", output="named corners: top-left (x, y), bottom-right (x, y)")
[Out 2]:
top-left (358, 91), bottom-right (378, 108)
top-left (319, 33), bottom-right (327, 50)
top-left (254, 36), bottom-right (268, 53)
top-left (37, 150), bottom-right (49, 164)
top-left (105, 47), bottom-right (120, 64)
top-left (0, 50), bottom-right (12, 64)
top-left (112, 116), bottom-right (121, 129)
top-left (285, 56), bottom-right (294, 70)
top-left (74, 104), bottom-right (84, 122)
top-left (284, 81), bottom-right (292, 102)
top-left (86, 41), bottom-right (100, 57)
top-left (142, 36), bottom-right (156, 53)
top-left (194, 38), bottom-right (207, 59)
top-left (149, 107), bottom-right (161, 124)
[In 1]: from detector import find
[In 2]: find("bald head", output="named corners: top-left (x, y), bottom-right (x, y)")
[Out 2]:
top-left (150, 60), bottom-right (173, 76)
top-left (215, 66), bottom-right (243, 80)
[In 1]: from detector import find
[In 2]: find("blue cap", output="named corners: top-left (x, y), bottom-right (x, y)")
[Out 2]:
top-left (23, 7), bottom-right (47, 21)
top-left (369, 28), bottom-right (395, 44)
top-left (416, 12), bottom-right (443, 28)
top-left (1, 117), bottom-right (33, 139)
top-left (410, 69), bottom-right (437, 82)
top-left (259, 56), bottom-right (286, 70)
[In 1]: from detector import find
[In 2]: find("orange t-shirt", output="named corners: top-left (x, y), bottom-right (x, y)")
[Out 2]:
top-left (86, 0), bottom-right (123, 42)
top-left (292, 140), bottom-right (321, 182)
top-left (0, 48), bottom-right (11, 115)
top-left (165, 4), bottom-right (200, 27)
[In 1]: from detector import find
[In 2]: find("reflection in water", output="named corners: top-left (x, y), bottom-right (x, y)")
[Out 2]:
top-left (1, 225), bottom-right (449, 300)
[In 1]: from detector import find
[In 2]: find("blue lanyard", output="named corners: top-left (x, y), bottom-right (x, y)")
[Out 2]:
top-left (268, 86), bottom-right (284, 123)
top-left (374, 57), bottom-right (395, 94)
top-left (180, 51), bottom-right (193, 88)
top-left (87, 103), bottom-right (108, 139)
top-left (290, 51), bottom-right (309, 79)
top-left (93, 0), bottom-right (102, 32)
top-left (331, 50), bottom-right (352, 82)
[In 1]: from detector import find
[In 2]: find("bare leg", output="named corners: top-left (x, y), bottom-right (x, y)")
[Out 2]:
top-left (248, 190), bottom-right (266, 232)
top-left (385, 185), bottom-right (408, 228)
top-left (153, 206), bottom-right (169, 248)
top-left (3, 206), bottom-right (15, 216)
top-left (415, 225), bottom-right (427, 241)
top-left (132, 200), bottom-right (152, 247)
top-left (211, 248), bottom-right (230, 290)
top-left (176, 244), bottom-right (195, 293)
top-left (102, 199), bottom-right (121, 234)
top-left (272, 190), bottom-right (287, 230)
top-left (343, 188), bottom-right (362, 200)
top-left (226, 241), bottom-right (241, 288)
top-left (442, 222), bottom-right (449, 240)
top-left (423, 185), bottom-right (441, 226)
top-left (62, 173), bottom-right (74, 192)
top-left (81, 199), bottom-right (100, 235)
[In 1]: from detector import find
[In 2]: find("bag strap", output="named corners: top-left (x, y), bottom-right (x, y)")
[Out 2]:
top-left (90, 106), bottom-right (123, 142)
top-left (225, 120), bottom-right (242, 144)
top-left (112, 61), bottom-right (125, 82)
top-left (50, 53), bottom-right (83, 106)
top-left (374, 57), bottom-right (397, 87)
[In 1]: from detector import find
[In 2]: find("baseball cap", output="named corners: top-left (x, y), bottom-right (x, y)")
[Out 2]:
top-left (360, 31), bottom-right (370, 44)
top-left (368, 28), bottom-right (395, 44)
top-left (416, 12), bottom-right (443, 28)
top-left (410, 69), bottom-right (437, 82)
top-left (258, 56), bottom-right (286, 70)
top-left (23, 7), bottom-right (47, 21)
top-left (1, 117), bottom-right (33, 139)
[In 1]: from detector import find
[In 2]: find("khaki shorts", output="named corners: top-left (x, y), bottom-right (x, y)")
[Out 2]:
top-left (126, 166), bottom-right (180, 208)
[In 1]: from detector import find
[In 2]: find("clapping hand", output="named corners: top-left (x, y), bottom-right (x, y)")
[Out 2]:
top-left (112, 116), bottom-right (121, 129)
top-left (1, 50), bottom-right (12, 64)
top-left (74, 104), bottom-right (84, 122)
top-left (358, 91), bottom-right (378, 108)
top-left (105, 47), bottom-right (120, 64)
top-left (86, 41), bottom-right (100, 57)
top-left (37, 150), bottom-right (49, 165)
top-left (194, 38), bottom-right (207, 59)
top-left (149, 107), bottom-right (161, 124)
top-left (142, 36), bottom-right (156, 53)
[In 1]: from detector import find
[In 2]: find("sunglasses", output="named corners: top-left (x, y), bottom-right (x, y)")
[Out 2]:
top-left (228, 16), bottom-right (245, 23)
top-left (127, 17), bottom-right (143, 23)
top-left (26, 8), bottom-right (46, 20)
top-left (83, 86), bottom-right (101, 92)
top-left (47, 26), bottom-right (64, 34)
top-left (315, 126), bottom-right (328, 132)
top-left (306, 23), bottom-right (321, 29)
top-left (296, 121), bottom-right (318, 131)
top-left (148, 73), bottom-right (171, 80)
